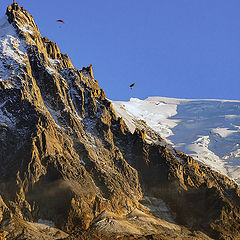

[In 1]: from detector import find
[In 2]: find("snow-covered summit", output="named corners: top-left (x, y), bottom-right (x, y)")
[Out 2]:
top-left (112, 97), bottom-right (240, 184)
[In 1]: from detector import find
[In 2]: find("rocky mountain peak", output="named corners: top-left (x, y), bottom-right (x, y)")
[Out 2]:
top-left (7, 2), bottom-right (35, 28)
top-left (6, 2), bottom-right (43, 50)
top-left (0, 3), bottom-right (240, 240)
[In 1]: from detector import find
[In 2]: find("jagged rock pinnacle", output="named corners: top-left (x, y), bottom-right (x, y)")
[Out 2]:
top-left (6, 2), bottom-right (27, 25)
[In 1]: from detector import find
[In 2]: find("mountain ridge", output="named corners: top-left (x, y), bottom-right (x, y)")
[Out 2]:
top-left (112, 97), bottom-right (240, 184)
top-left (0, 3), bottom-right (240, 240)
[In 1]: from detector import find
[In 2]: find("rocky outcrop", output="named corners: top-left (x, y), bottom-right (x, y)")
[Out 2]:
top-left (0, 3), bottom-right (239, 240)
top-left (127, 138), bottom-right (240, 239)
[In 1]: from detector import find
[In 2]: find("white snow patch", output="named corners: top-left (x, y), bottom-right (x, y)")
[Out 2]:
top-left (0, 101), bottom-right (15, 128)
top-left (141, 196), bottom-right (174, 223)
top-left (44, 104), bottom-right (63, 129)
top-left (225, 115), bottom-right (239, 118)
top-left (45, 65), bottom-right (57, 75)
top-left (48, 57), bottom-right (61, 66)
top-left (0, 109), bottom-right (14, 127)
top-left (211, 127), bottom-right (237, 138)
top-left (0, 15), bottom-right (28, 88)
top-left (81, 159), bottom-right (86, 165)
top-left (187, 136), bottom-right (227, 175)
top-left (19, 24), bottom-right (33, 34)
top-left (112, 97), bottom-right (180, 141)
top-left (67, 87), bottom-right (83, 122)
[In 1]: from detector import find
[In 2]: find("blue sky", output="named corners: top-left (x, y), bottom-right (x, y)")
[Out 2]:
top-left (1, 0), bottom-right (240, 101)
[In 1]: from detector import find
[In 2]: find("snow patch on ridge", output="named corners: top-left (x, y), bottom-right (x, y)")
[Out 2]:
top-left (19, 24), bottom-right (33, 35)
top-left (112, 97), bottom-right (179, 141)
top-left (45, 65), bottom-right (57, 75)
top-left (0, 108), bottom-right (14, 128)
top-left (211, 127), bottom-right (237, 138)
top-left (187, 135), bottom-right (227, 175)
top-left (0, 15), bottom-right (28, 88)
top-left (0, 100), bottom-right (16, 129)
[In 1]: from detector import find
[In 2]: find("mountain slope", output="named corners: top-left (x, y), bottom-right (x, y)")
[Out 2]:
top-left (112, 97), bottom-right (240, 184)
top-left (0, 3), bottom-right (240, 240)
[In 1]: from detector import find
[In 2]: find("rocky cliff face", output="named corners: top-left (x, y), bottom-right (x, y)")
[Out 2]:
top-left (0, 3), bottom-right (240, 240)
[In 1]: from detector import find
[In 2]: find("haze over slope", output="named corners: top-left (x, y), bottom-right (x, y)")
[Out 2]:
top-left (112, 97), bottom-right (240, 184)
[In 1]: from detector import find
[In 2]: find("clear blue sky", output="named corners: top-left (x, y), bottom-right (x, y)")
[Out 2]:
top-left (1, 0), bottom-right (240, 101)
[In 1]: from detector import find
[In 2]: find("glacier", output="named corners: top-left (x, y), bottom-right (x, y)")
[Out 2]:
top-left (112, 97), bottom-right (240, 184)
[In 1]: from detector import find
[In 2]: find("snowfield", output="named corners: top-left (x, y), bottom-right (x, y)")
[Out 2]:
top-left (0, 15), bottom-right (28, 88)
top-left (112, 97), bottom-right (240, 184)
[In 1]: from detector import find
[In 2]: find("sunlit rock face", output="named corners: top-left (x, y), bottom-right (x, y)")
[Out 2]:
top-left (0, 3), bottom-right (240, 240)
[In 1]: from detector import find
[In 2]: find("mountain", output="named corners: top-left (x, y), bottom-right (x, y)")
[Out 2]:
top-left (112, 97), bottom-right (240, 184)
top-left (0, 3), bottom-right (240, 240)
